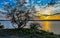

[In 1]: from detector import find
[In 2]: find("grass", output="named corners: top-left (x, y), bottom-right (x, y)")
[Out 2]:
top-left (0, 28), bottom-right (60, 38)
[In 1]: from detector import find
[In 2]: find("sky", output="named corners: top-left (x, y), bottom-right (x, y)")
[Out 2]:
top-left (0, 0), bottom-right (60, 34)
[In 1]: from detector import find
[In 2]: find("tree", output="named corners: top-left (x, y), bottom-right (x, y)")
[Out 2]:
top-left (0, 23), bottom-right (4, 29)
top-left (30, 23), bottom-right (42, 30)
top-left (7, 9), bottom-right (31, 28)
top-left (2, 0), bottom-right (32, 28)
top-left (1, 0), bottom-right (42, 29)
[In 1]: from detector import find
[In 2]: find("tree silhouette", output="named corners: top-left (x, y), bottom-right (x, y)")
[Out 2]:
top-left (30, 23), bottom-right (42, 30)
top-left (1, 0), bottom-right (30, 28)
top-left (2, 0), bottom-right (36, 28)
top-left (0, 23), bottom-right (4, 29)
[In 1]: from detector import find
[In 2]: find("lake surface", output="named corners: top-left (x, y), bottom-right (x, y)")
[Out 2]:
top-left (0, 21), bottom-right (60, 38)
top-left (40, 21), bottom-right (60, 34)
top-left (0, 21), bottom-right (60, 34)
top-left (26, 21), bottom-right (60, 34)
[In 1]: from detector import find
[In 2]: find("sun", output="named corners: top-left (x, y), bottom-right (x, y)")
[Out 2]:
top-left (45, 16), bottom-right (49, 19)
top-left (35, 10), bottom-right (52, 32)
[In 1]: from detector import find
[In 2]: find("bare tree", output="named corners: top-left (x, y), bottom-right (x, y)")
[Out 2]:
top-left (2, 0), bottom-right (31, 28)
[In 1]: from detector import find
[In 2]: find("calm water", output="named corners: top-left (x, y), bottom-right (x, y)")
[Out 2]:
top-left (40, 21), bottom-right (60, 34)
top-left (0, 21), bottom-right (60, 34)
top-left (0, 21), bottom-right (60, 38)
top-left (26, 21), bottom-right (60, 34)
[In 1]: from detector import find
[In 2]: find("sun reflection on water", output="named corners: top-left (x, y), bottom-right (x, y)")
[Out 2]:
top-left (42, 21), bottom-right (51, 32)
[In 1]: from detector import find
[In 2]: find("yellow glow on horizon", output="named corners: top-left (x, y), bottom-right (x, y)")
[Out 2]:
top-left (35, 8), bottom-right (60, 32)
top-left (35, 10), bottom-right (60, 20)
top-left (36, 10), bottom-right (52, 32)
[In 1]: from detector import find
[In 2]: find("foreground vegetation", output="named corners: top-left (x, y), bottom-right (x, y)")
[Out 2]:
top-left (0, 28), bottom-right (60, 38)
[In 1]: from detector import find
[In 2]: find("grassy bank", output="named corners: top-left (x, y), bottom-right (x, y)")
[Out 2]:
top-left (0, 28), bottom-right (60, 38)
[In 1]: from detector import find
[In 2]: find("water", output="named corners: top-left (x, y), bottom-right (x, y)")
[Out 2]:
top-left (0, 21), bottom-right (60, 38)
top-left (40, 21), bottom-right (60, 34)
top-left (0, 21), bottom-right (60, 35)
top-left (27, 21), bottom-right (60, 34)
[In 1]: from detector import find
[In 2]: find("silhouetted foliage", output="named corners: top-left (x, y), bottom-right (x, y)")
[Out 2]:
top-left (0, 28), bottom-right (60, 38)
top-left (0, 23), bottom-right (4, 29)
top-left (30, 23), bottom-right (41, 29)
top-left (2, 0), bottom-right (42, 29)
top-left (2, 0), bottom-right (31, 28)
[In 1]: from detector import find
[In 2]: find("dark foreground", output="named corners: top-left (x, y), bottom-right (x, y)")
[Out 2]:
top-left (0, 28), bottom-right (60, 38)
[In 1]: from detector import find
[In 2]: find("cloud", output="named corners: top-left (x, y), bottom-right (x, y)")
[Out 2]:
top-left (35, 2), bottom-right (60, 15)
top-left (52, 4), bottom-right (60, 14)
top-left (0, 9), bottom-right (7, 12)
